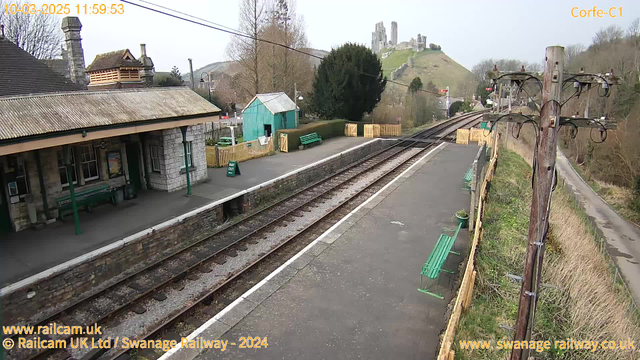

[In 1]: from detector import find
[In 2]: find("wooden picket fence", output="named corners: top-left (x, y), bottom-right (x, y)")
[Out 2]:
top-left (379, 124), bottom-right (402, 136)
top-left (206, 137), bottom-right (274, 167)
top-left (437, 134), bottom-right (500, 360)
top-left (364, 124), bottom-right (401, 138)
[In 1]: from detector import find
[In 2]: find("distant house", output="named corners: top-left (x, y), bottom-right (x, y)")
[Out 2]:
top-left (242, 92), bottom-right (297, 142)
top-left (86, 47), bottom-right (154, 90)
top-left (0, 17), bottom-right (219, 233)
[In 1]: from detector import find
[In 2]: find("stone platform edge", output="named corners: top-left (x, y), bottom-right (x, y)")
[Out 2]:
top-left (0, 138), bottom-right (383, 297)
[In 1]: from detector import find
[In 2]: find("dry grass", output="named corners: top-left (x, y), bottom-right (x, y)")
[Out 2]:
top-left (454, 131), bottom-right (639, 359)
top-left (594, 180), bottom-right (640, 226)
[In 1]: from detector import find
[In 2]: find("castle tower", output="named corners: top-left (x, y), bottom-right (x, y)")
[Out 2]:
top-left (390, 21), bottom-right (398, 46)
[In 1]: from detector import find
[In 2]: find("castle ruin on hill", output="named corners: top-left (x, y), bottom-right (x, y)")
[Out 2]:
top-left (371, 21), bottom-right (427, 55)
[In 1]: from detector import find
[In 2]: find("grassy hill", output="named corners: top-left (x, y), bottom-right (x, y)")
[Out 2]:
top-left (381, 49), bottom-right (476, 97)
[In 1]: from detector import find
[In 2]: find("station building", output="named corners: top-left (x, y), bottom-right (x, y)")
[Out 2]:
top-left (0, 18), bottom-right (220, 233)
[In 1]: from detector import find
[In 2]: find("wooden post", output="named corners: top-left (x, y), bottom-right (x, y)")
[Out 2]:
top-left (463, 270), bottom-right (477, 311)
top-left (510, 46), bottom-right (564, 360)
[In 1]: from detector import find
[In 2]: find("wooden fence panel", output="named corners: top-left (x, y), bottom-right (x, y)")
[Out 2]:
top-left (379, 124), bottom-right (401, 136)
top-left (456, 129), bottom-right (470, 145)
top-left (207, 137), bottom-right (274, 168)
top-left (280, 133), bottom-right (288, 153)
top-left (345, 123), bottom-right (358, 137)
top-left (364, 124), bottom-right (381, 138)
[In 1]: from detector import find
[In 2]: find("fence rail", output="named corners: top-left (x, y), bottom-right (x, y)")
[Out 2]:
top-left (437, 133), bottom-right (499, 360)
top-left (206, 137), bottom-right (273, 168)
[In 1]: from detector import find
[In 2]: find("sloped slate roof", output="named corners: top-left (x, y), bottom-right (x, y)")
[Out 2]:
top-left (0, 87), bottom-right (221, 141)
top-left (243, 92), bottom-right (296, 114)
top-left (86, 49), bottom-right (143, 72)
top-left (0, 37), bottom-right (84, 96)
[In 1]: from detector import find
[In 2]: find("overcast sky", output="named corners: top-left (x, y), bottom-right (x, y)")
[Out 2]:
top-left (36, 0), bottom-right (640, 72)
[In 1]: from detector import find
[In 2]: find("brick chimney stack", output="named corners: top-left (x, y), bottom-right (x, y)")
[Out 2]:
top-left (61, 17), bottom-right (87, 86)
top-left (138, 43), bottom-right (155, 86)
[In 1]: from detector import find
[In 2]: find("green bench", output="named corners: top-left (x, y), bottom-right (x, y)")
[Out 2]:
top-left (217, 137), bottom-right (237, 147)
top-left (418, 223), bottom-right (462, 299)
top-left (463, 166), bottom-right (473, 191)
top-left (299, 132), bottom-right (322, 149)
top-left (56, 184), bottom-right (116, 219)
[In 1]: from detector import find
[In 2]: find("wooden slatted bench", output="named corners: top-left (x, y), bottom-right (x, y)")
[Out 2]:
top-left (463, 166), bottom-right (473, 191)
top-left (56, 184), bottom-right (116, 219)
top-left (418, 223), bottom-right (462, 299)
top-left (299, 132), bottom-right (322, 149)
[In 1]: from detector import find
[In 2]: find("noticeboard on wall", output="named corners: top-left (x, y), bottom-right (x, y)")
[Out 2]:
top-left (107, 150), bottom-right (123, 179)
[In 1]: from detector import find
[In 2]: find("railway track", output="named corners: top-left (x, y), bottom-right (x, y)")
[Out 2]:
top-left (5, 112), bottom-right (483, 360)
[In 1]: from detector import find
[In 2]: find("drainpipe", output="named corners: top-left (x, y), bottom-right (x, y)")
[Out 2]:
top-left (180, 126), bottom-right (192, 196)
top-left (63, 145), bottom-right (81, 235)
top-left (34, 150), bottom-right (51, 220)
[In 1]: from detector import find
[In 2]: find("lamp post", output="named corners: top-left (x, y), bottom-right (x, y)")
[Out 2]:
top-left (200, 72), bottom-right (211, 103)
top-left (294, 82), bottom-right (303, 128)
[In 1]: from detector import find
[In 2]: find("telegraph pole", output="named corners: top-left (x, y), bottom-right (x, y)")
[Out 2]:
top-left (510, 46), bottom-right (564, 360)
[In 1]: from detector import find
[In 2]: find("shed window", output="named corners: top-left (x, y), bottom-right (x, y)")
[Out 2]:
top-left (80, 145), bottom-right (99, 181)
top-left (179, 142), bottom-right (193, 169)
top-left (57, 149), bottom-right (78, 187)
top-left (150, 145), bottom-right (161, 172)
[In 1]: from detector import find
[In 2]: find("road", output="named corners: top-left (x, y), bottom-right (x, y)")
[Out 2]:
top-left (556, 150), bottom-right (640, 306)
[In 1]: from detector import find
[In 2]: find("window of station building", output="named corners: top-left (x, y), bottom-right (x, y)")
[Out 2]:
top-left (150, 145), bottom-right (161, 173)
top-left (80, 145), bottom-right (100, 181)
top-left (15, 161), bottom-right (29, 197)
top-left (179, 141), bottom-right (193, 169)
top-left (57, 149), bottom-right (78, 187)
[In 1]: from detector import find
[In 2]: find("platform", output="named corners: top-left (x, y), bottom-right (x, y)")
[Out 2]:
top-left (0, 137), bottom-right (371, 287)
top-left (166, 143), bottom-right (479, 360)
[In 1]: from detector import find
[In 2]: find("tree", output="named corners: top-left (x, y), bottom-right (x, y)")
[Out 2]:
top-left (429, 43), bottom-right (441, 50)
top-left (475, 82), bottom-right (492, 105)
top-left (592, 25), bottom-right (624, 46)
top-left (565, 44), bottom-right (585, 70)
top-left (408, 77), bottom-right (423, 94)
top-left (259, 0), bottom-right (312, 98)
top-left (310, 43), bottom-right (386, 121)
top-left (0, 0), bottom-right (62, 59)
top-left (226, 0), bottom-right (266, 98)
top-left (157, 66), bottom-right (184, 87)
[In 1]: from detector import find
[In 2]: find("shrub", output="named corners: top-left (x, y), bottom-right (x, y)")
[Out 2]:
top-left (277, 119), bottom-right (347, 150)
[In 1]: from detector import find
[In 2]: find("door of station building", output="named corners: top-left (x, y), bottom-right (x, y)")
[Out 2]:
top-left (264, 124), bottom-right (272, 137)
top-left (126, 143), bottom-right (142, 192)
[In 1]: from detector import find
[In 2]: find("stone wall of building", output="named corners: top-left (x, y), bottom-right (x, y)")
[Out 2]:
top-left (161, 125), bottom-right (207, 192)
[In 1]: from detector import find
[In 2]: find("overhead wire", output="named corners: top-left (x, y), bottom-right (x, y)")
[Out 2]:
top-left (120, 0), bottom-right (445, 96)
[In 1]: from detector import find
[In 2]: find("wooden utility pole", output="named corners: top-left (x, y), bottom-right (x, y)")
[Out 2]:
top-left (510, 46), bottom-right (564, 360)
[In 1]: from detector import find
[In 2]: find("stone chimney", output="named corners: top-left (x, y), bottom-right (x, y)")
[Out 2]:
top-left (61, 17), bottom-right (87, 86)
top-left (138, 43), bottom-right (155, 86)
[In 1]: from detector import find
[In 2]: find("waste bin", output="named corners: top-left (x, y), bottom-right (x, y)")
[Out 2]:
top-left (115, 187), bottom-right (125, 204)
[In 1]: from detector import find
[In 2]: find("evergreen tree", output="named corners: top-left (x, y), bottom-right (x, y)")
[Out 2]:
top-left (310, 43), bottom-right (387, 121)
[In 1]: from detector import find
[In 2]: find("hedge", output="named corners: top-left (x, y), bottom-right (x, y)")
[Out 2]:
top-left (276, 119), bottom-right (347, 150)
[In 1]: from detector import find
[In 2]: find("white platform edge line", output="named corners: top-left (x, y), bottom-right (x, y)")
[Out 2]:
top-left (0, 139), bottom-right (381, 297)
top-left (157, 142), bottom-right (446, 360)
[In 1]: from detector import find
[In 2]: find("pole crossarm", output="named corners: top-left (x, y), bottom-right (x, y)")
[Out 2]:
top-left (483, 113), bottom-right (618, 130)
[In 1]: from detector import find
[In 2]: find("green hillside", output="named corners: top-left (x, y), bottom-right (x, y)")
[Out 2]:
top-left (381, 49), bottom-right (476, 98)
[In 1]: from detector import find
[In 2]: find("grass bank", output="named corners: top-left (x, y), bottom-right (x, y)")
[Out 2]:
top-left (453, 148), bottom-right (639, 360)
top-left (567, 159), bottom-right (640, 226)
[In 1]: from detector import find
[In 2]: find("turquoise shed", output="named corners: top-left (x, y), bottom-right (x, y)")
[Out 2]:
top-left (241, 92), bottom-right (297, 142)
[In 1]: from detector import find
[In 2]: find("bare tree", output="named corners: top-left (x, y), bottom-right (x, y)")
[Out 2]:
top-left (565, 43), bottom-right (585, 70)
top-left (226, 0), bottom-right (267, 99)
top-left (592, 25), bottom-right (624, 46)
top-left (0, 0), bottom-right (63, 59)
top-left (471, 59), bottom-right (494, 81)
top-left (628, 18), bottom-right (640, 78)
